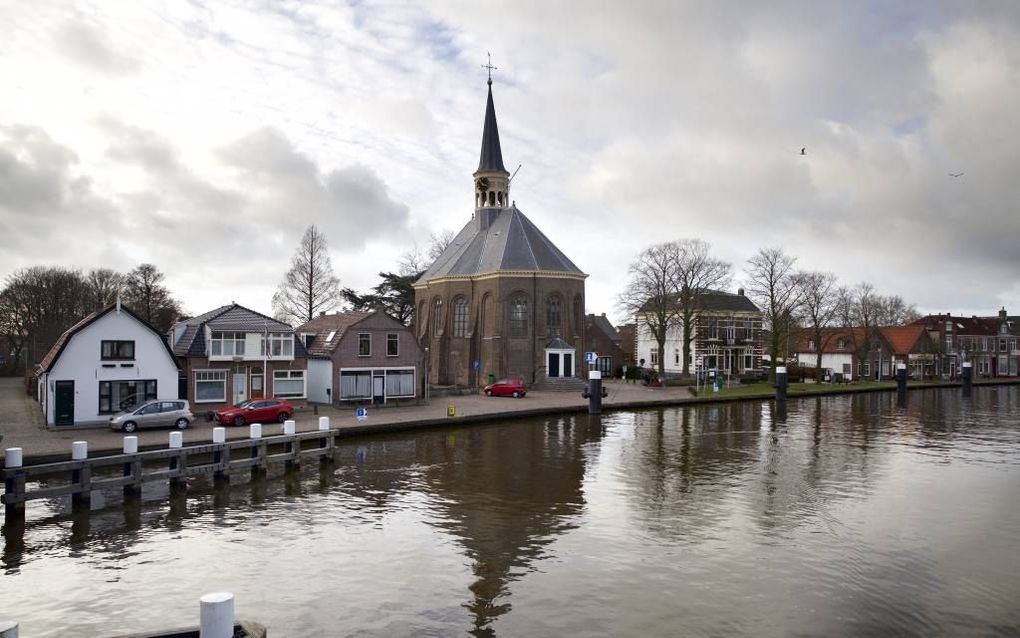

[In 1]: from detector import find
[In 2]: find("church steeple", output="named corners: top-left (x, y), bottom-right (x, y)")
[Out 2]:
top-left (474, 56), bottom-right (510, 213)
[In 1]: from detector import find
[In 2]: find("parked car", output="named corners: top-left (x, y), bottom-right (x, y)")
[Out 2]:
top-left (109, 400), bottom-right (194, 433)
top-left (215, 398), bottom-right (294, 426)
top-left (484, 377), bottom-right (527, 398)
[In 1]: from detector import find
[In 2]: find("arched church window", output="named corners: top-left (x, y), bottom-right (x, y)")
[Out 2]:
top-left (509, 294), bottom-right (528, 337)
top-left (488, 191), bottom-right (495, 206)
top-left (453, 297), bottom-right (469, 337)
top-left (497, 191), bottom-right (503, 206)
top-left (432, 298), bottom-right (443, 337)
top-left (546, 295), bottom-right (561, 337)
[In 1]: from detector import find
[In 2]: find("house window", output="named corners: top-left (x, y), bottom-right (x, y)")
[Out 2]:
top-left (98, 379), bottom-right (157, 414)
top-left (340, 371), bottom-right (372, 399)
top-left (808, 340), bottom-right (816, 351)
top-left (432, 298), bottom-right (443, 336)
top-left (650, 348), bottom-right (659, 366)
top-left (210, 331), bottom-right (246, 357)
top-left (385, 369), bottom-right (416, 397)
top-left (1000, 339), bottom-right (1007, 352)
top-left (387, 333), bottom-right (399, 357)
top-left (273, 370), bottom-right (306, 398)
top-left (744, 354), bottom-right (755, 370)
top-left (837, 339), bottom-right (847, 350)
top-left (358, 333), bottom-right (371, 356)
top-left (453, 297), bottom-right (469, 337)
top-left (195, 370), bottom-right (227, 403)
top-left (546, 295), bottom-right (561, 336)
top-left (509, 295), bottom-right (528, 337)
top-left (262, 333), bottom-right (294, 358)
top-left (101, 340), bottom-right (135, 360)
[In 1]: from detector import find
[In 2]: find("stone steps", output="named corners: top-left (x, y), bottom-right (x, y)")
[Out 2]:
top-left (533, 377), bottom-right (588, 392)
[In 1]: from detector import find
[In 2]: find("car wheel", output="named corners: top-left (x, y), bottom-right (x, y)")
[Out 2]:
top-left (122, 421), bottom-right (137, 433)
top-left (233, 415), bottom-right (245, 427)
top-left (485, 390), bottom-right (493, 397)
top-left (512, 391), bottom-right (520, 398)
top-left (175, 418), bottom-right (189, 430)
top-left (277, 412), bottom-right (290, 423)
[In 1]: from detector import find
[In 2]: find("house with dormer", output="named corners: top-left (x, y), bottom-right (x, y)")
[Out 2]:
top-left (169, 304), bottom-right (308, 411)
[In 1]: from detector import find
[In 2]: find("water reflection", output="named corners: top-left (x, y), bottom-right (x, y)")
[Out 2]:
top-left (2, 388), bottom-right (1020, 636)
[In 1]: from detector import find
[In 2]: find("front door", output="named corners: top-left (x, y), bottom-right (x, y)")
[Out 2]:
top-left (233, 373), bottom-right (247, 405)
top-left (251, 374), bottom-right (264, 399)
top-left (548, 352), bottom-right (560, 378)
top-left (372, 375), bottom-right (385, 404)
top-left (563, 353), bottom-right (573, 377)
top-left (54, 380), bottom-right (74, 426)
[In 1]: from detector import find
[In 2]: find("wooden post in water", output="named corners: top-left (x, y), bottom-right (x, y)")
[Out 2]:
top-left (71, 441), bottom-right (91, 507)
top-left (3, 447), bottom-right (25, 523)
top-left (212, 427), bottom-right (230, 485)
top-left (199, 592), bottom-right (234, 638)
top-left (775, 366), bottom-right (788, 402)
top-left (896, 363), bottom-right (907, 394)
top-left (284, 419), bottom-right (297, 470)
top-left (318, 416), bottom-right (333, 463)
top-left (249, 423), bottom-right (264, 479)
top-left (169, 431), bottom-right (186, 491)
top-left (123, 436), bottom-right (141, 497)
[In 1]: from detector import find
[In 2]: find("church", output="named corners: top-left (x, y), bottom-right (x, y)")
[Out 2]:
top-left (414, 76), bottom-right (587, 388)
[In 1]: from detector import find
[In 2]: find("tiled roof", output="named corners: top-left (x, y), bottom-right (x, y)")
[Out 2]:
top-left (791, 327), bottom-right (868, 354)
top-left (171, 303), bottom-right (298, 358)
top-left (912, 314), bottom-right (997, 336)
top-left (417, 205), bottom-right (584, 281)
top-left (880, 325), bottom-right (927, 355)
top-left (294, 311), bottom-right (375, 357)
top-left (638, 289), bottom-right (760, 314)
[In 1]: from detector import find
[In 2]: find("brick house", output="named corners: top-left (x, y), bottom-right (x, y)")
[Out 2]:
top-left (911, 310), bottom-right (1018, 378)
top-left (295, 310), bottom-right (423, 405)
top-left (616, 323), bottom-right (637, 367)
top-left (880, 325), bottom-right (940, 378)
top-left (169, 304), bottom-right (308, 412)
top-left (584, 313), bottom-right (628, 377)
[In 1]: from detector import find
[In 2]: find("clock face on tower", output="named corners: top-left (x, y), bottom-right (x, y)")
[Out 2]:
top-left (475, 177), bottom-right (489, 192)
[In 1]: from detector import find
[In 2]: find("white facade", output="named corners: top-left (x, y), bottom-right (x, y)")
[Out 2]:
top-left (307, 358), bottom-right (332, 403)
top-left (38, 308), bottom-right (180, 427)
top-left (794, 352), bottom-right (855, 380)
top-left (635, 322), bottom-right (691, 375)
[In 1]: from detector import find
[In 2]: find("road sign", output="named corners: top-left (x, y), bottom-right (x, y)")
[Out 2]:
top-left (585, 351), bottom-right (598, 364)
top-left (472, 360), bottom-right (480, 370)
top-left (355, 406), bottom-right (368, 421)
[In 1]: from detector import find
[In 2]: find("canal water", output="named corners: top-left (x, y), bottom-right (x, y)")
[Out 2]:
top-left (3, 387), bottom-right (1020, 636)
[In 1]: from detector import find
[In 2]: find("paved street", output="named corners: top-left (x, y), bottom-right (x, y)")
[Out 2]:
top-left (0, 377), bottom-right (694, 461)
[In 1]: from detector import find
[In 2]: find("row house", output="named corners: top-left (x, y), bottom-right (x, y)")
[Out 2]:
top-left (792, 325), bottom-right (941, 380)
top-left (584, 313), bottom-right (629, 377)
top-left (792, 327), bottom-right (865, 380)
top-left (169, 304), bottom-right (309, 412)
top-left (635, 288), bottom-right (764, 376)
top-left (911, 309), bottom-right (1019, 378)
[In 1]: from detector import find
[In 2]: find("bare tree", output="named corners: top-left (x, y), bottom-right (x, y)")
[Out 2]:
top-left (86, 268), bottom-right (125, 311)
top-left (123, 264), bottom-right (183, 332)
top-left (673, 239), bottom-right (732, 375)
top-left (795, 271), bottom-right (840, 378)
top-left (838, 282), bottom-right (884, 379)
top-left (399, 229), bottom-right (457, 277)
top-left (744, 247), bottom-right (802, 379)
top-left (272, 225), bottom-right (342, 325)
top-left (874, 294), bottom-right (920, 325)
top-left (618, 241), bottom-right (681, 380)
top-left (427, 229), bottom-right (455, 261)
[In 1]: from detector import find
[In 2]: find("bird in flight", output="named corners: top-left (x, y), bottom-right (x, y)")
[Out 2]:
top-left (949, 172), bottom-right (964, 178)
top-left (800, 147), bottom-right (806, 155)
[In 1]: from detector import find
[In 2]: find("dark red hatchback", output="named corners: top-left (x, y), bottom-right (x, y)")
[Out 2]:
top-left (484, 377), bottom-right (527, 398)
top-left (215, 398), bottom-right (294, 426)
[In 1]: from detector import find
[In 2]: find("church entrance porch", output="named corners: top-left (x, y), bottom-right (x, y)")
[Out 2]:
top-left (545, 338), bottom-right (576, 380)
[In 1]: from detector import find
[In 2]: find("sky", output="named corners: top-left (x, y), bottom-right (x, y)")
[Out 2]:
top-left (1, 1), bottom-right (1018, 324)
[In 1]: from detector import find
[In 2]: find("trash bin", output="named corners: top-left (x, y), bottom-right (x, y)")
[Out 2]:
top-left (487, 373), bottom-right (496, 386)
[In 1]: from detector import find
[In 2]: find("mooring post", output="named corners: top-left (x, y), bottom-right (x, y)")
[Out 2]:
top-left (169, 431), bottom-right (186, 491)
top-left (249, 423), bottom-right (264, 479)
top-left (0, 617), bottom-right (18, 638)
top-left (318, 416), bottom-right (333, 462)
top-left (962, 361), bottom-right (972, 388)
top-left (71, 441), bottom-right (91, 508)
top-left (283, 419), bottom-right (297, 470)
top-left (3, 447), bottom-right (25, 522)
top-left (122, 436), bottom-right (140, 497)
top-left (896, 362), bottom-right (907, 394)
top-left (588, 370), bottom-right (602, 415)
top-left (775, 366), bottom-right (788, 402)
top-left (199, 592), bottom-right (234, 638)
top-left (212, 427), bottom-right (230, 485)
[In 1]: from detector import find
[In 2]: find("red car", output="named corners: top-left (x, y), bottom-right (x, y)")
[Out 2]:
top-left (484, 377), bottom-right (527, 398)
top-left (215, 398), bottom-right (294, 426)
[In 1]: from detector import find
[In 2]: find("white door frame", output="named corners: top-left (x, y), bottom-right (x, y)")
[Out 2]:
top-left (233, 373), bottom-right (248, 405)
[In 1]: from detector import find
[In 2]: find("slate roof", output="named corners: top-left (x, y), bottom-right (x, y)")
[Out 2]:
top-left (638, 289), bottom-right (760, 314)
top-left (294, 311), bottom-right (376, 358)
top-left (39, 304), bottom-right (180, 373)
top-left (477, 83), bottom-right (506, 173)
top-left (911, 314), bottom-right (998, 336)
top-left (588, 314), bottom-right (622, 344)
top-left (546, 337), bottom-right (574, 349)
top-left (171, 303), bottom-right (305, 358)
top-left (417, 205), bottom-right (584, 282)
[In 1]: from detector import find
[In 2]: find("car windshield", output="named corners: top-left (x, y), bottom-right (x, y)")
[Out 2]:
top-left (234, 400), bottom-right (256, 409)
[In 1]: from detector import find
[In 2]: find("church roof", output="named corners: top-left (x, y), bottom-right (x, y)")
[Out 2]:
top-left (417, 205), bottom-right (584, 282)
top-left (477, 84), bottom-right (506, 173)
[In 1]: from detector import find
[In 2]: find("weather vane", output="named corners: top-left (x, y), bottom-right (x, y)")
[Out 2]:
top-left (482, 52), bottom-right (497, 85)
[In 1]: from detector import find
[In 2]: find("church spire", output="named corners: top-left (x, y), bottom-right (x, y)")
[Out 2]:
top-left (473, 56), bottom-right (510, 213)
top-left (477, 82), bottom-right (506, 173)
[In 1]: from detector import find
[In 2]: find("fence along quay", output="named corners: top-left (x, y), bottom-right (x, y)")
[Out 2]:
top-left (2, 416), bottom-right (336, 523)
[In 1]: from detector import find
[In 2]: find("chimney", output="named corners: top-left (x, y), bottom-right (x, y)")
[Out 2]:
top-left (601, 312), bottom-right (606, 317)
top-left (737, 287), bottom-right (745, 296)
top-left (319, 311), bottom-right (326, 317)
top-left (1000, 307), bottom-right (1007, 320)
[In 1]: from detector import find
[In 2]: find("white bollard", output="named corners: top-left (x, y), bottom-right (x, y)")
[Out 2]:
top-left (249, 423), bottom-right (262, 440)
top-left (123, 437), bottom-right (138, 455)
top-left (199, 592), bottom-right (234, 638)
top-left (71, 441), bottom-right (88, 461)
top-left (4, 448), bottom-right (23, 469)
top-left (284, 419), bottom-right (296, 435)
top-left (318, 416), bottom-right (330, 431)
top-left (0, 618), bottom-right (19, 638)
top-left (212, 427), bottom-right (226, 444)
top-left (169, 431), bottom-right (183, 449)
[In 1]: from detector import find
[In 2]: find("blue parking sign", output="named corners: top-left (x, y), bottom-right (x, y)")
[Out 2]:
top-left (355, 407), bottom-right (368, 421)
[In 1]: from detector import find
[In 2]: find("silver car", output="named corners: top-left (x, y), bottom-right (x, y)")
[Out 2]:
top-left (109, 400), bottom-right (194, 433)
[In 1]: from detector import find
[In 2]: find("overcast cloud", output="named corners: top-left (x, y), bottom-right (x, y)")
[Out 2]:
top-left (1, 1), bottom-right (1018, 320)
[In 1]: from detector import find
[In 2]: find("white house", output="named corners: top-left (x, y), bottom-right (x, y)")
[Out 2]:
top-left (37, 302), bottom-right (181, 427)
top-left (790, 327), bottom-right (862, 381)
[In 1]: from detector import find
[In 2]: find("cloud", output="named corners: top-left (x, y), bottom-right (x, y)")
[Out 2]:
top-left (53, 21), bottom-right (139, 75)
